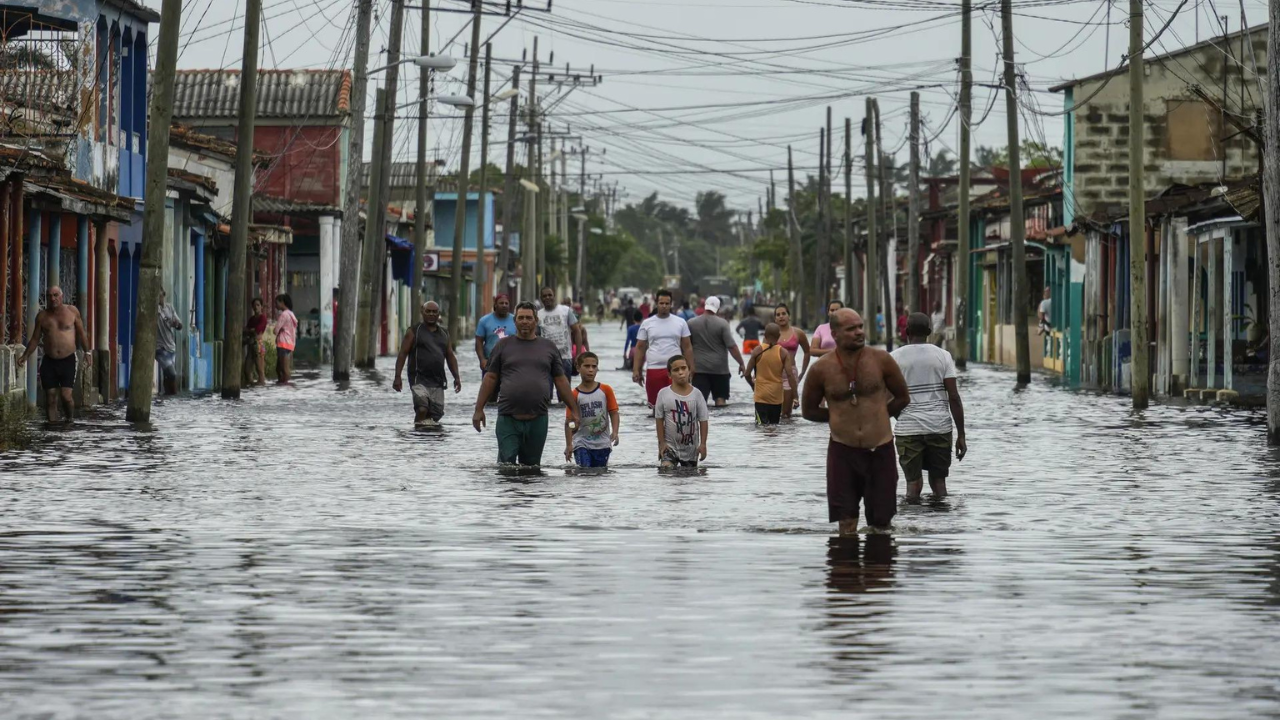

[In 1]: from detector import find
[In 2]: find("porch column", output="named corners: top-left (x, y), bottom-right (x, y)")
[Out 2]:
top-left (77, 216), bottom-right (89, 321)
top-left (47, 212), bottom-right (61, 296)
top-left (1222, 231), bottom-right (1233, 391)
top-left (1207, 236), bottom-right (1218, 389)
top-left (1169, 219), bottom-right (1189, 393)
top-left (95, 220), bottom-right (110, 403)
top-left (26, 209), bottom-right (41, 402)
top-left (318, 214), bottom-right (336, 359)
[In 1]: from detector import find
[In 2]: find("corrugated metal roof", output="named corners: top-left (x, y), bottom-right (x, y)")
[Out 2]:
top-left (171, 69), bottom-right (352, 120)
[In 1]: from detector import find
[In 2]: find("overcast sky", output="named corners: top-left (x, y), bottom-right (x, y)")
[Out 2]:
top-left (161, 0), bottom-right (1265, 212)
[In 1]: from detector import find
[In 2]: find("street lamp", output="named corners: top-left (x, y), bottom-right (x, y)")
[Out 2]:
top-left (435, 94), bottom-right (475, 108)
top-left (368, 53), bottom-right (457, 75)
top-left (492, 87), bottom-right (520, 103)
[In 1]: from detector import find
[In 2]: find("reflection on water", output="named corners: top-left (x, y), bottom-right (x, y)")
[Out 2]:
top-left (2, 325), bottom-right (1280, 718)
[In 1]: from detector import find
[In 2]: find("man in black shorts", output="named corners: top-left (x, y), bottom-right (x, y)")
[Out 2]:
top-left (16, 286), bottom-right (91, 423)
top-left (686, 296), bottom-right (745, 407)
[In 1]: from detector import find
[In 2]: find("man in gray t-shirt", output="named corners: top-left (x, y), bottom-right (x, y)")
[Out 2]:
top-left (473, 302), bottom-right (579, 466)
top-left (686, 296), bottom-right (745, 407)
top-left (156, 288), bottom-right (183, 396)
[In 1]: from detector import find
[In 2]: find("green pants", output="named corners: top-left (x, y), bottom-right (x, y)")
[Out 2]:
top-left (496, 414), bottom-right (550, 466)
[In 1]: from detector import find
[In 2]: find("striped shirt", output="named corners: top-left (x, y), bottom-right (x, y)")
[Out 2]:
top-left (890, 343), bottom-right (957, 436)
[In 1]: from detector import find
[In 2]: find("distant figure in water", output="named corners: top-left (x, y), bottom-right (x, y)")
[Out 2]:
top-left (801, 308), bottom-right (909, 535)
top-left (745, 322), bottom-right (797, 426)
top-left (394, 301), bottom-right (462, 429)
top-left (891, 312), bottom-right (967, 502)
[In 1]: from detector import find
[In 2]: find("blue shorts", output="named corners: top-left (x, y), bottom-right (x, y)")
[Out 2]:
top-left (573, 447), bottom-right (611, 468)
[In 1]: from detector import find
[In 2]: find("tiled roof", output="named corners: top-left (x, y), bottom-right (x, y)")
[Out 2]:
top-left (167, 167), bottom-right (217, 195)
top-left (171, 69), bottom-right (352, 120)
top-left (169, 123), bottom-right (237, 159)
top-left (253, 194), bottom-right (342, 217)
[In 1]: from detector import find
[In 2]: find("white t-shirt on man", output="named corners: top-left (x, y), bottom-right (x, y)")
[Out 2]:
top-left (538, 304), bottom-right (578, 359)
top-left (637, 313), bottom-right (691, 370)
top-left (890, 342), bottom-right (957, 436)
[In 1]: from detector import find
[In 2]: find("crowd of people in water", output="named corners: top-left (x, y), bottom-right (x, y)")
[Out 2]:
top-left (389, 286), bottom-right (968, 534)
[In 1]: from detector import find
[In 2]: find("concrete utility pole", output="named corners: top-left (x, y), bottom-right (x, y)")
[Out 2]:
top-left (356, 87), bottom-right (386, 368)
top-left (957, 0), bottom-right (972, 368)
top-left (1128, 0), bottom-right (1149, 407)
top-left (864, 99), bottom-right (879, 344)
top-left (497, 65), bottom-right (521, 297)
top-left (845, 116), bottom-right (857, 312)
top-left (528, 38), bottom-right (541, 294)
top-left (412, 0), bottom-right (431, 318)
top-left (825, 106), bottom-right (834, 314)
top-left (787, 145), bottom-right (805, 320)
top-left (876, 103), bottom-right (894, 352)
top-left (574, 145), bottom-right (588, 300)
top-left (812, 124), bottom-right (827, 327)
top-left (334, 0), bottom-right (374, 382)
top-left (125, 0), bottom-right (181, 420)
top-left (907, 91), bottom-right (922, 314)
top-left (220, 0), bottom-right (260, 400)
top-left (1264, 0), bottom-right (1280, 442)
top-left (448, 0), bottom-right (483, 343)
top-left (1001, 0), bottom-right (1031, 384)
top-left (473, 42), bottom-right (493, 324)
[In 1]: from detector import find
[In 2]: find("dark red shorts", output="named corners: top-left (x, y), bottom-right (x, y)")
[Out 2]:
top-left (826, 439), bottom-right (899, 527)
top-left (645, 368), bottom-right (671, 406)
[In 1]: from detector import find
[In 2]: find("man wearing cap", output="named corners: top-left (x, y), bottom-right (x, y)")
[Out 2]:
top-left (686, 295), bottom-right (746, 407)
top-left (475, 293), bottom-right (517, 372)
top-left (890, 312), bottom-right (968, 502)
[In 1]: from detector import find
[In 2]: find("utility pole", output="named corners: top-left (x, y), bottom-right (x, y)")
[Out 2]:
top-left (825, 107), bottom-right (834, 313)
top-left (528, 37), bottom-right (541, 294)
top-left (1128, 0), bottom-right (1149, 407)
top-left (812, 125), bottom-right (827, 328)
top-left (574, 145), bottom-right (588, 301)
top-left (1001, 0), bottom-right (1031, 384)
top-left (448, 0), bottom-right (483, 343)
top-left (876, 105), bottom-right (894, 352)
top-left (220, 0), bottom-right (260, 399)
top-left (1262, 0), bottom-right (1280, 442)
top-left (497, 65), bottom-right (521, 297)
top-left (907, 91), bottom-right (922, 315)
top-left (355, 87), bottom-right (386, 368)
top-left (412, 0), bottom-right (431, 317)
top-left (473, 42), bottom-right (493, 325)
top-left (864, 99), bottom-right (879, 344)
top-left (844, 117), bottom-right (856, 312)
top-left (334, 0), bottom-right (373, 382)
top-left (125, 0), bottom-right (180, 420)
top-left (358, 0), bottom-right (406, 367)
top-left (561, 140), bottom-right (569, 292)
top-left (957, 0), bottom-right (972, 369)
top-left (786, 145), bottom-right (805, 320)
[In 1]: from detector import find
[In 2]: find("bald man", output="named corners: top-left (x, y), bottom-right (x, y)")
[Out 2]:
top-left (801, 308), bottom-right (910, 535)
top-left (394, 301), bottom-right (461, 428)
top-left (16, 286), bottom-right (90, 423)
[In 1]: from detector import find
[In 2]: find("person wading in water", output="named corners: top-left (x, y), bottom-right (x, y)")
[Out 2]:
top-left (393, 301), bottom-right (462, 428)
top-left (801, 308), bottom-right (909, 535)
top-left (16, 286), bottom-right (90, 424)
top-left (891, 312), bottom-right (967, 501)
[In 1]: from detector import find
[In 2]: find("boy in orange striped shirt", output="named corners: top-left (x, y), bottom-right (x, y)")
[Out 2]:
top-left (564, 352), bottom-right (620, 467)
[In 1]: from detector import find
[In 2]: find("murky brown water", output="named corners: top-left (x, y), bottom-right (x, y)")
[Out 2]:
top-left (3, 323), bottom-right (1279, 718)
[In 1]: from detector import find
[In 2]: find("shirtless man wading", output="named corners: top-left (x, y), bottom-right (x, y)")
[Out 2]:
top-left (801, 308), bottom-right (909, 535)
top-left (16, 286), bottom-right (91, 423)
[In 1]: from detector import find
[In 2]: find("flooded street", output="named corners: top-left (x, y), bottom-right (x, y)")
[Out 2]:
top-left (3, 323), bottom-right (1279, 719)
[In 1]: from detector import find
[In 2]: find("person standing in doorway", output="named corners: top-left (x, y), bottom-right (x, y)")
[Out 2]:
top-left (156, 288), bottom-right (184, 396)
top-left (473, 301), bottom-right (580, 466)
top-left (801, 309), bottom-right (910, 535)
top-left (563, 352), bottom-right (620, 468)
top-left (891, 312), bottom-right (967, 502)
top-left (773, 303), bottom-right (810, 418)
top-left (929, 301), bottom-right (947, 347)
top-left (896, 305), bottom-right (911, 345)
top-left (1037, 286), bottom-right (1052, 336)
top-left (475, 293), bottom-right (516, 372)
top-left (654, 355), bottom-right (709, 469)
top-left (15, 286), bottom-right (90, 424)
top-left (274, 294), bottom-right (298, 385)
top-left (538, 287), bottom-right (583, 378)
top-left (633, 289), bottom-right (694, 407)
top-left (745, 322), bottom-right (797, 425)
top-left (244, 298), bottom-right (269, 387)
top-left (810, 300), bottom-right (843, 359)
top-left (687, 295), bottom-right (746, 407)
top-left (394, 301), bottom-right (462, 428)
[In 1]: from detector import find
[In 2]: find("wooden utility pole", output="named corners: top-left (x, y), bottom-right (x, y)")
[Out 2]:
top-left (1263, 0), bottom-right (1280, 442)
top-left (1001, 0), bottom-right (1031, 384)
top-left (574, 145), bottom-right (588, 300)
top-left (355, 87), bottom-right (386, 368)
top-left (812, 124), bottom-right (827, 327)
top-left (786, 145), bottom-right (805, 318)
top-left (845, 116), bottom-right (856, 312)
top-left (527, 38), bottom-right (541, 296)
top-left (497, 65), bottom-right (521, 297)
top-left (448, 0), bottom-right (483, 343)
top-left (1129, 0), bottom-right (1149, 407)
top-left (220, 0), bottom-right (259, 399)
top-left (864, 99), bottom-right (879, 343)
top-left (125, 0), bottom-right (181, 420)
top-left (876, 102), bottom-right (894, 352)
top-left (412, 0), bottom-right (431, 318)
top-left (334, 0), bottom-right (374, 382)
top-left (907, 91), bottom-right (922, 314)
top-left (825, 106), bottom-right (834, 314)
top-left (957, 0), bottom-right (972, 368)
top-left (473, 42), bottom-right (493, 324)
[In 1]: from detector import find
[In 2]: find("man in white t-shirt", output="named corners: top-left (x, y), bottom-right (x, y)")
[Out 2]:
top-left (538, 287), bottom-right (583, 377)
top-left (890, 312), bottom-right (967, 502)
top-left (632, 289), bottom-right (694, 407)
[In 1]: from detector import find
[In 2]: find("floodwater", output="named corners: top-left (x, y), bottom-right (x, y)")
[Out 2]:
top-left (2, 322), bottom-right (1279, 719)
